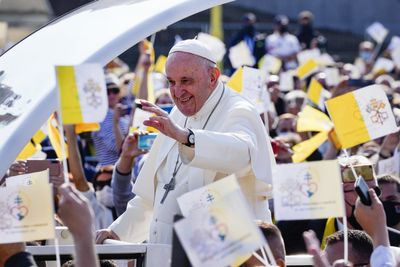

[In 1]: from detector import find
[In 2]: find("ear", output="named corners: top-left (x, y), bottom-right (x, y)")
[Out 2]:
top-left (209, 67), bottom-right (220, 86)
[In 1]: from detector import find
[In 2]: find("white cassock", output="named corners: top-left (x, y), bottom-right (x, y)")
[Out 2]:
top-left (109, 81), bottom-right (276, 244)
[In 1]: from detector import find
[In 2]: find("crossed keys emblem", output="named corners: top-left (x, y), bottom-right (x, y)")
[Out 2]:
top-left (366, 98), bottom-right (388, 125)
top-left (83, 79), bottom-right (103, 108)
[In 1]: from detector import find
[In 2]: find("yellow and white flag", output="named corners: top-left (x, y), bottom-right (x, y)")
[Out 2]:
top-left (228, 41), bottom-right (255, 69)
top-left (273, 160), bottom-right (344, 220)
top-left (6, 169), bottom-right (49, 187)
top-left (56, 64), bottom-right (108, 124)
top-left (326, 85), bottom-right (398, 149)
top-left (17, 125), bottom-right (48, 160)
top-left (0, 171), bottom-right (55, 244)
top-left (292, 132), bottom-right (329, 163)
top-left (258, 54), bottom-right (282, 74)
top-left (175, 175), bottom-right (267, 267)
top-left (307, 79), bottom-right (325, 109)
top-left (226, 66), bottom-right (269, 113)
top-left (292, 106), bottom-right (333, 163)
top-left (226, 67), bottom-right (243, 93)
top-left (297, 59), bottom-right (319, 80)
top-left (297, 48), bottom-right (320, 65)
top-left (373, 57), bottom-right (395, 74)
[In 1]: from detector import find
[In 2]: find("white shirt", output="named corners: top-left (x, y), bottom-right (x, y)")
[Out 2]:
top-left (81, 188), bottom-right (114, 230)
top-left (266, 32), bottom-right (300, 69)
top-left (110, 82), bottom-right (274, 244)
top-left (371, 246), bottom-right (396, 267)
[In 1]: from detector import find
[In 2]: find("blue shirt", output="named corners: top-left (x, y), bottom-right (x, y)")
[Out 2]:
top-left (92, 108), bottom-right (130, 166)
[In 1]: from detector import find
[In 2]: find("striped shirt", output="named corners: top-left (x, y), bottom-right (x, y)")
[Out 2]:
top-left (92, 108), bottom-right (130, 166)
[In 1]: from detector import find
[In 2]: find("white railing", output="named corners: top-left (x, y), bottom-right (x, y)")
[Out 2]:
top-left (27, 242), bottom-right (313, 266)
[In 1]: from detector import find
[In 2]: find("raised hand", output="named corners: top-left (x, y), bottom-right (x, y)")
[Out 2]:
top-left (141, 100), bottom-right (188, 144)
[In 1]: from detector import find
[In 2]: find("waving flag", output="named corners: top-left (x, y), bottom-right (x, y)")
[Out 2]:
top-left (56, 64), bottom-right (108, 124)
top-left (326, 85), bottom-right (398, 149)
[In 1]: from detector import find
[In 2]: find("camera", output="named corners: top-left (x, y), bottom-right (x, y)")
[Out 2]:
top-left (138, 133), bottom-right (157, 150)
top-left (355, 175), bottom-right (372, 206)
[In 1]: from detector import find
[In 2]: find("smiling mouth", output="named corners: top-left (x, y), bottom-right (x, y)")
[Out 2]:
top-left (179, 96), bottom-right (192, 103)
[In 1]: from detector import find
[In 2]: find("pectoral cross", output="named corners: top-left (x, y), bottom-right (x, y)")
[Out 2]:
top-left (160, 177), bottom-right (176, 204)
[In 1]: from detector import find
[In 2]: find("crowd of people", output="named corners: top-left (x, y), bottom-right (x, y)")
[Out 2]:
top-left (1, 8), bottom-right (400, 267)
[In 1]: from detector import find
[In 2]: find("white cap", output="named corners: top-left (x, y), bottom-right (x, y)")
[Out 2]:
top-left (168, 39), bottom-right (217, 64)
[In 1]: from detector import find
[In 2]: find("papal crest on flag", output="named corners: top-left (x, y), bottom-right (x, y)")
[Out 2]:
top-left (56, 64), bottom-right (108, 124)
top-left (325, 85), bottom-right (398, 149)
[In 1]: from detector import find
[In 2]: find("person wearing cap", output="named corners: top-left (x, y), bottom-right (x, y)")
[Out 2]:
top-left (96, 39), bottom-right (275, 245)
top-left (266, 14), bottom-right (301, 70)
top-left (355, 41), bottom-right (375, 75)
top-left (296, 10), bottom-right (319, 50)
top-left (92, 73), bottom-right (130, 167)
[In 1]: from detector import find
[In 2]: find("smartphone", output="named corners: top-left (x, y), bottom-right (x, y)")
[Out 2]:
top-left (26, 159), bottom-right (62, 177)
top-left (138, 133), bottom-right (157, 150)
top-left (355, 176), bottom-right (372, 206)
top-left (347, 79), bottom-right (374, 88)
top-left (135, 99), bottom-right (143, 110)
top-left (121, 105), bottom-right (132, 116)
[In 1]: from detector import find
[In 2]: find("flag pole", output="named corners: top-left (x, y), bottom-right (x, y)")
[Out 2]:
top-left (340, 148), bottom-right (361, 265)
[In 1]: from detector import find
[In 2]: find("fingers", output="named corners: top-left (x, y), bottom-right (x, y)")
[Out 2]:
top-left (303, 230), bottom-right (320, 251)
top-left (95, 230), bottom-right (107, 244)
top-left (143, 106), bottom-right (168, 117)
top-left (143, 116), bottom-right (169, 130)
top-left (333, 259), bottom-right (353, 267)
top-left (58, 183), bottom-right (84, 206)
top-left (140, 100), bottom-right (168, 117)
top-left (303, 230), bottom-right (331, 267)
top-left (10, 161), bottom-right (27, 174)
top-left (368, 188), bottom-right (380, 206)
top-left (95, 229), bottom-right (119, 244)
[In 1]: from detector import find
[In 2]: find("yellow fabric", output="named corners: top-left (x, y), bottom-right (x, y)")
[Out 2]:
top-left (292, 131), bottom-right (328, 163)
top-left (132, 40), bottom-right (155, 103)
top-left (297, 59), bottom-right (318, 80)
top-left (210, 6), bottom-right (223, 41)
top-left (297, 105), bottom-right (333, 133)
top-left (47, 114), bottom-right (68, 159)
top-left (17, 129), bottom-right (47, 160)
top-left (325, 92), bottom-right (370, 148)
top-left (154, 55), bottom-right (167, 73)
top-left (32, 130), bottom-right (46, 145)
top-left (227, 67), bottom-right (243, 93)
top-left (56, 66), bottom-right (83, 124)
top-left (307, 79), bottom-right (323, 106)
top-left (257, 55), bottom-right (282, 74)
top-left (75, 123), bottom-right (100, 134)
top-left (321, 217), bottom-right (337, 249)
top-left (17, 141), bottom-right (41, 160)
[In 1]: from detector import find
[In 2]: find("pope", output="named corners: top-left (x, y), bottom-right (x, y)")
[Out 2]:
top-left (96, 39), bottom-right (275, 245)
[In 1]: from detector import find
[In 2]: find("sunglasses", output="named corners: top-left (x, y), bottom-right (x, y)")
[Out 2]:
top-left (107, 87), bottom-right (120, 95)
top-left (341, 165), bottom-right (375, 183)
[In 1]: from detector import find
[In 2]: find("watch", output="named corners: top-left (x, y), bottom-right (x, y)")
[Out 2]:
top-left (185, 128), bottom-right (195, 147)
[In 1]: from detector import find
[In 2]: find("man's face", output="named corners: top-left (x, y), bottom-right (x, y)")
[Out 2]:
top-left (276, 118), bottom-right (295, 135)
top-left (343, 179), bottom-right (377, 217)
top-left (165, 52), bottom-right (218, 116)
top-left (324, 242), bottom-right (369, 266)
top-left (379, 183), bottom-right (400, 202)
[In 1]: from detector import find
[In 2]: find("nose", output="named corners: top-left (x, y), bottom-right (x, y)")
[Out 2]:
top-left (172, 84), bottom-right (186, 98)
